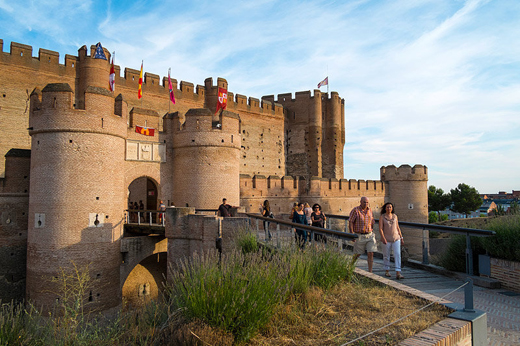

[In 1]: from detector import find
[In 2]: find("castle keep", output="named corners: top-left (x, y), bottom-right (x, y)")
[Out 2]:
top-left (0, 40), bottom-right (428, 312)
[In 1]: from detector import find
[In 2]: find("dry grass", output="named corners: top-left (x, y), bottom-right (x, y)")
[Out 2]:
top-left (164, 275), bottom-right (451, 346)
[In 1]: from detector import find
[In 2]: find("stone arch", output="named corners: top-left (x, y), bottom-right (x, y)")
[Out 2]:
top-left (121, 251), bottom-right (167, 307)
top-left (120, 236), bottom-right (167, 307)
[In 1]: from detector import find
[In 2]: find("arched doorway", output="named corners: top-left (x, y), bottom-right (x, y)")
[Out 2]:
top-left (128, 176), bottom-right (158, 214)
top-left (121, 252), bottom-right (167, 307)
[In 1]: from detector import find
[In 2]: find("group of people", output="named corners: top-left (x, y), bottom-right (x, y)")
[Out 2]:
top-left (127, 200), bottom-right (167, 224)
top-left (224, 196), bottom-right (405, 280)
top-left (128, 200), bottom-right (145, 223)
top-left (288, 201), bottom-right (327, 247)
top-left (349, 196), bottom-right (404, 279)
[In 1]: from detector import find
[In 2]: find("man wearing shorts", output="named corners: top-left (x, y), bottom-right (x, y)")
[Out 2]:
top-left (349, 196), bottom-right (377, 272)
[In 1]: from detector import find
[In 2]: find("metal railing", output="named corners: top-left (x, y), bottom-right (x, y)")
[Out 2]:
top-left (327, 214), bottom-right (496, 275)
top-left (246, 213), bottom-right (358, 249)
top-left (125, 209), bottom-right (165, 226)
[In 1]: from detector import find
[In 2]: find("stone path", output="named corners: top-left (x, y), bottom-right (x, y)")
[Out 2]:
top-left (356, 255), bottom-right (520, 346)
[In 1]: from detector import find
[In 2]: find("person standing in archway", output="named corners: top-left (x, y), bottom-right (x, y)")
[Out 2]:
top-left (158, 200), bottom-right (166, 225)
top-left (349, 197), bottom-right (376, 272)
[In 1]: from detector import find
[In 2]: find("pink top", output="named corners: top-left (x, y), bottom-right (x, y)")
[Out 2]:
top-left (380, 214), bottom-right (401, 242)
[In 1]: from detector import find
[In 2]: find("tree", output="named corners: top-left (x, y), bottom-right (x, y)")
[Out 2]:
top-left (494, 204), bottom-right (506, 216)
top-left (510, 201), bottom-right (519, 215)
top-left (450, 183), bottom-right (482, 217)
top-left (428, 185), bottom-right (451, 217)
top-left (428, 211), bottom-right (439, 223)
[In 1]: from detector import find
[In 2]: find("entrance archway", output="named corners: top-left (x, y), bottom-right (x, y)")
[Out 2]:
top-left (128, 176), bottom-right (158, 212)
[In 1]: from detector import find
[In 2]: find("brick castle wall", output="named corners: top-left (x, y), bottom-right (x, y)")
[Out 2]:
top-left (490, 258), bottom-right (520, 293)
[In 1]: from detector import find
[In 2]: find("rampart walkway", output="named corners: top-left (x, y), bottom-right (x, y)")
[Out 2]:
top-left (355, 254), bottom-right (520, 346)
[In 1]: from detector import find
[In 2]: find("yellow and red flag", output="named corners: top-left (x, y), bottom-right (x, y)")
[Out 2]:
top-left (135, 125), bottom-right (155, 136)
top-left (215, 87), bottom-right (227, 114)
top-left (138, 61), bottom-right (143, 99)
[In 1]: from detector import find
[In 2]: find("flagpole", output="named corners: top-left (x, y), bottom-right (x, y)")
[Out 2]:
top-left (327, 65), bottom-right (329, 96)
top-left (168, 68), bottom-right (171, 114)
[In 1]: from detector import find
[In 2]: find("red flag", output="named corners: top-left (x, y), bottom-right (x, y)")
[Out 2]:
top-left (215, 87), bottom-right (228, 114)
top-left (317, 76), bottom-right (328, 88)
top-left (109, 54), bottom-right (115, 92)
top-left (138, 61), bottom-right (143, 99)
top-left (135, 125), bottom-right (155, 136)
top-left (168, 68), bottom-right (175, 104)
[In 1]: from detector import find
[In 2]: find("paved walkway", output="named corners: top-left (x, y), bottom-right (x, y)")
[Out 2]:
top-left (355, 255), bottom-right (520, 346)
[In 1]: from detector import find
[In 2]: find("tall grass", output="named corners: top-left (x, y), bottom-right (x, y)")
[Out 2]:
top-left (1, 228), bottom-right (356, 345)
top-left (167, 249), bottom-right (292, 341)
top-left (481, 214), bottom-right (520, 261)
top-left (166, 229), bottom-right (356, 341)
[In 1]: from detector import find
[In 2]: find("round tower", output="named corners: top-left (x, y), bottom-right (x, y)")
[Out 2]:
top-left (171, 108), bottom-right (241, 209)
top-left (380, 164), bottom-right (428, 259)
top-left (26, 80), bottom-right (127, 313)
top-left (204, 77), bottom-right (228, 115)
top-left (323, 92), bottom-right (344, 179)
top-left (76, 44), bottom-right (111, 109)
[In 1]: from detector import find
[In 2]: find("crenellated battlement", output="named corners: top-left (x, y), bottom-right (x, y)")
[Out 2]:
top-left (29, 83), bottom-right (127, 139)
top-left (0, 40), bottom-right (77, 74)
top-left (240, 174), bottom-right (385, 200)
top-left (204, 77), bottom-right (284, 117)
top-left (380, 164), bottom-right (428, 181)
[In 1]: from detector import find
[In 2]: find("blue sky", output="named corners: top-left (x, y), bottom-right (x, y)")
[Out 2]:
top-left (1, 0), bottom-right (519, 194)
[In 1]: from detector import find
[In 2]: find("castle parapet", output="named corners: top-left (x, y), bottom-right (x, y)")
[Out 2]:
top-left (381, 164), bottom-right (428, 181)
top-left (29, 83), bottom-right (127, 139)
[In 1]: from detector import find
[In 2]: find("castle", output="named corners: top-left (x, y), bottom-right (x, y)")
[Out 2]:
top-left (0, 40), bottom-right (428, 312)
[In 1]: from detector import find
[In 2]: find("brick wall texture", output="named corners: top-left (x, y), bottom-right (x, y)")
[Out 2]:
top-left (490, 258), bottom-right (520, 293)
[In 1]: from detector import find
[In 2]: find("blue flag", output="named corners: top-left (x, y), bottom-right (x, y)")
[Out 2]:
top-left (94, 42), bottom-right (107, 60)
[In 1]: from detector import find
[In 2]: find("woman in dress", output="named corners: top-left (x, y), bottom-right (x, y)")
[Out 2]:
top-left (379, 202), bottom-right (404, 279)
top-left (292, 202), bottom-right (308, 248)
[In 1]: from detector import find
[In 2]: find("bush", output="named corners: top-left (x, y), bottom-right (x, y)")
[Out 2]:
top-left (309, 247), bottom-right (356, 290)
top-left (428, 211), bottom-right (438, 224)
top-left (481, 215), bottom-right (520, 261)
top-left (167, 250), bottom-right (291, 341)
top-left (236, 227), bottom-right (259, 254)
top-left (438, 235), bottom-right (485, 273)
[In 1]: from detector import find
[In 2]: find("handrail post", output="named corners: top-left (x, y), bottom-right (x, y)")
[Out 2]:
top-left (466, 233), bottom-right (473, 275)
top-left (422, 228), bottom-right (429, 265)
top-left (137, 211), bottom-right (141, 225)
top-left (256, 219), bottom-right (260, 240)
top-left (464, 278), bottom-right (475, 312)
top-left (149, 211), bottom-right (152, 226)
top-left (276, 223), bottom-right (280, 248)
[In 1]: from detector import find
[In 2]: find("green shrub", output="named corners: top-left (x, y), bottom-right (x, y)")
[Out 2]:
top-left (236, 227), bottom-right (259, 254)
top-left (438, 235), bottom-right (485, 273)
top-left (0, 301), bottom-right (38, 345)
top-left (309, 246), bottom-right (356, 290)
top-left (481, 215), bottom-right (520, 261)
top-left (428, 211), bottom-right (438, 224)
top-left (167, 249), bottom-right (291, 341)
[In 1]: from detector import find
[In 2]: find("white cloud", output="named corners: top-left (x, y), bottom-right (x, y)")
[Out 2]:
top-left (1, 0), bottom-right (518, 193)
